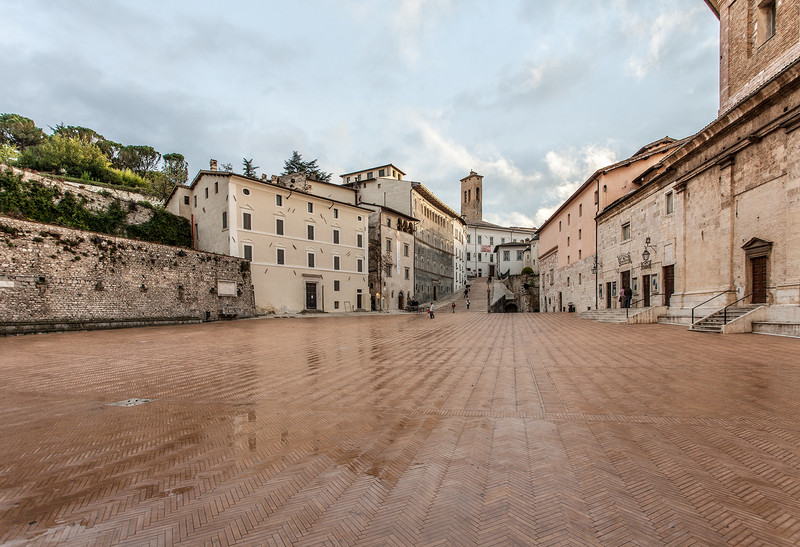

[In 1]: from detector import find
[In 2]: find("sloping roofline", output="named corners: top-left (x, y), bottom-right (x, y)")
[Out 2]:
top-left (536, 137), bottom-right (684, 232)
top-left (339, 164), bottom-right (406, 178)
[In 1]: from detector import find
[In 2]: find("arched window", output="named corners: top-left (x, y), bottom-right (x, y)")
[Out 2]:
top-left (476, 188), bottom-right (480, 201)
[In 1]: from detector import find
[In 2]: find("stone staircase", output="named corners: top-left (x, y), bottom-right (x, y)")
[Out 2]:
top-left (689, 304), bottom-right (761, 333)
top-left (577, 309), bottom-right (631, 323)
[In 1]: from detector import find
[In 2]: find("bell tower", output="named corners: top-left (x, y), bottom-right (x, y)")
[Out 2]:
top-left (460, 170), bottom-right (483, 222)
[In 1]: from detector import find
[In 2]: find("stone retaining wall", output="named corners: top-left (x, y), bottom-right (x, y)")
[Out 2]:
top-left (0, 215), bottom-right (255, 334)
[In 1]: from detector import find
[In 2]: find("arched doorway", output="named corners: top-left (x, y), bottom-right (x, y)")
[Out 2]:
top-left (398, 291), bottom-right (405, 310)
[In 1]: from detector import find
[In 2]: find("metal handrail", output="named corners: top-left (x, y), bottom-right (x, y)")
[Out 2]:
top-left (722, 293), bottom-right (753, 325)
top-left (691, 290), bottom-right (735, 324)
top-left (626, 298), bottom-right (644, 318)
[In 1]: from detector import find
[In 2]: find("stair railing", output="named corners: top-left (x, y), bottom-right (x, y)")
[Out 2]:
top-left (722, 293), bottom-right (753, 325)
top-left (691, 290), bottom-right (735, 324)
top-left (626, 298), bottom-right (644, 319)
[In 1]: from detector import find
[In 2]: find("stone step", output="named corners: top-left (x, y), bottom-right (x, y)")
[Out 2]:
top-left (752, 322), bottom-right (800, 338)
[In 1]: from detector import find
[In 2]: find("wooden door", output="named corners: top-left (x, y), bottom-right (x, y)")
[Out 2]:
top-left (621, 270), bottom-right (630, 292)
top-left (664, 265), bottom-right (674, 306)
top-left (642, 275), bottom-right (651, 307)
top-left (305, 283), bottom-right (317, 310)
top-left (605, 282), bottom-right (612, 308)
top-left (751, 256), bottom-right (767, 303)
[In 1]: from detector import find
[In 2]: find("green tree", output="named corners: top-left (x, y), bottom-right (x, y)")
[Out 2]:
top-left (242, 158), bottom-right (259, 178)
top-left (282, 150), bottom-right (331, 182)
top-left (17, 135), bottom-right (110, 180)
top-left (162, 152), bottom-right (189, 198)
top-left (0, 143), bottom-right (19, 165)
top-left (0, 114), bottom-right (45, 151)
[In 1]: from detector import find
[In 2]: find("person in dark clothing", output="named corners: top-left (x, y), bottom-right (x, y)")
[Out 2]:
top-left (623, 285), bottom-right (633, 308)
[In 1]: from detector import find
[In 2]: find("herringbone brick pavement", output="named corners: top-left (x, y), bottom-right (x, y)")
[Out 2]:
top-left (2, 295), bottom-right (800, 545)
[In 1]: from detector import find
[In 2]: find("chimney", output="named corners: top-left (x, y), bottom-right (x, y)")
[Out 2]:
top-left (261, 174), bottom-right (267, 181)
top-left (209, 159), bottom-right (218, 171)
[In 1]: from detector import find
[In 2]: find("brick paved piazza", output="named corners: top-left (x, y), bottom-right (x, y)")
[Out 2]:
top-left (2, 304), bottom-right (800, 545)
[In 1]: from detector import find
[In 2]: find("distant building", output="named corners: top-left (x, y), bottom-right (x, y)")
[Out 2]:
top-left (360, 203), bottom-right (417, 310)
top-left (460, 170), bottom-right (537, 279)
top-left (494, 241), bottom-right (533, 277)
top-left (343, 166), bottom-right (462, 303)
top-left (536, 138), bottom-right (683, 313)
top-left (167, 161), bottom-right (370, 314)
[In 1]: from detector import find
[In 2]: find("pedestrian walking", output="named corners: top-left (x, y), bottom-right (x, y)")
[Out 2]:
top-left (623, 285), bottom-right (633, 308)
top-left (429, 302), bottom-right (435, 319)
top-left (451, 302), bottom-right (456, 313)
top-left (467, 298), bottom-right (470, 310)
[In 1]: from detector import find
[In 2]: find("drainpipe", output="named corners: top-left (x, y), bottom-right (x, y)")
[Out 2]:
top-left (595, 178), bottom-right (599, 310)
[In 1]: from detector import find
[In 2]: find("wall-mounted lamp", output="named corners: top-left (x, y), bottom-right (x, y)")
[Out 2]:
top-left (642, 237), bottom-right (656, 269)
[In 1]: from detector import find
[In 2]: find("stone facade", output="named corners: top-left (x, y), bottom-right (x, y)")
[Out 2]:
top-left (537, 138), bottom-right (683, 313)
top-left (362, 203), bottom-right (416, 310)
top-left (0, 216), bottom-right (255, 333)
top-left (346, 170), bottom-right (460, 303)
top-left (167, 165), bottom-right (370, 314)
top-left (597, 0), bottom-right (800, 325)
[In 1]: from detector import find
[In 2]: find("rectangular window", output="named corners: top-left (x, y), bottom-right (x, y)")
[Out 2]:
top-left (194, 195), bottom-right (197, 208)
top-left (242, 212), bottom-right (251, 230)
top-left (357, 233), bottom-right (363, 248)
top-left (559, 221), bottom-right (562, 232)
top-left (478, 254), bottom-right (482, 262)
top-left (568, 213), bottom-right (570, 225)
top-left (622, 222), bottom-right (631, 241)
top-left (222, 211), bottom-right (227, 229)
top-left (243, 244), bottom-right (252, 261)
top-left (517, 251), bottom-right (523, 260)
top-left (404, 244), bottom-right (409, 257)
top-left (307, 202), bottom-right (313, 213)
top-left (579, 249), bottom-right (582, 259)
top-left (205, 187), bottom-right (209, 199)
top-left (183, 196), bottom-right (189, 205)
top-left (467, 235), bottom-right (471, 244)
top-left (276, 218), bottom-right (284, 235)
top-left (277, 248), bottom-right (285, 265)
top-left (594, 191), bottom-right (599, 205)
top-left (307, 253), bottom-right (315, 268)
top-left (490, 237), bottom-right (494, 245)
top-left (334, 280), bottom-right (340, 291)
top-left (666, 191), bottom-right (674, 214)
top-left (578, 229), bottom-right (582, 240)
top-left (567, 237), bottom-right (570, 247)
top-left (333, 256), bottom-right (340, 270)
top-left (379, 168), bottom-right (385, 177)
top-left (386, 264), bottom-right (392, 277)
top-left (214, 181), bottom-right (218, 194)
top-left (386, 217), bottom-right (391, 227)
top-left (333, 208), bottom-right (339, 219)
top-left (579, 273), bottom-right (582, 285)
top-left (599, 284), bottom-right (603, 298)
top-left (334, 301), bottom-right (340, 309)
top-left (405, 268), bottom-right (410, 280)
top-left (489, 254), bottom-right (494, 263)
top-left (579, 203), bottom-right (583, 216)
top-left (357, 259), bottom-right (363, 272)
top-left (758, 0), bottom-right (776, 44)
top-left (477, 235), bottom-right (482, 244)
top-left (386, 238), bottom-right (391, 252)
top-left (467, 252), bottom-right (471, 261)
top-left (276, 195), bottom-right (282, 206)
top-left (503, 251), bottom-right (510, 261)
top-left (307, 225), bottom-right (314, 240)
top-left (333, 230), bottom-right (340, 244)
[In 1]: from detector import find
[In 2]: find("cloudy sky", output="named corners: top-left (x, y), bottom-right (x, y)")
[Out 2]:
top-left (2, 0), bottom-right (720, 226)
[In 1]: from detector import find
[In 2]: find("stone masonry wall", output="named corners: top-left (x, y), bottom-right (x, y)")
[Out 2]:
top-left (0, 216), bottom-right (255, 332)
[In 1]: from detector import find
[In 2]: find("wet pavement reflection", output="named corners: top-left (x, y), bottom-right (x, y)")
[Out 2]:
top-left (1, 297), bottom-right (800, 545)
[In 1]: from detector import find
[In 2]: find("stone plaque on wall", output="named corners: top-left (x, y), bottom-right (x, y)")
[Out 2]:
top-left (664, 243), bottom-right (674, 264)
top-left (217, 280), bottom-right (237, 296)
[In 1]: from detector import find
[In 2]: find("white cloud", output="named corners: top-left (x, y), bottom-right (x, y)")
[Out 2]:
top-left (390, 0), bottom-right (453, 65)
top-left (544, 144), bottom-right (617, 200)
top-left (411, 114), bottom-right (542, 188)
top-left (625, 4), bottom-right (704, 80)
top-left (485, 211), bottom-right (536, 228)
